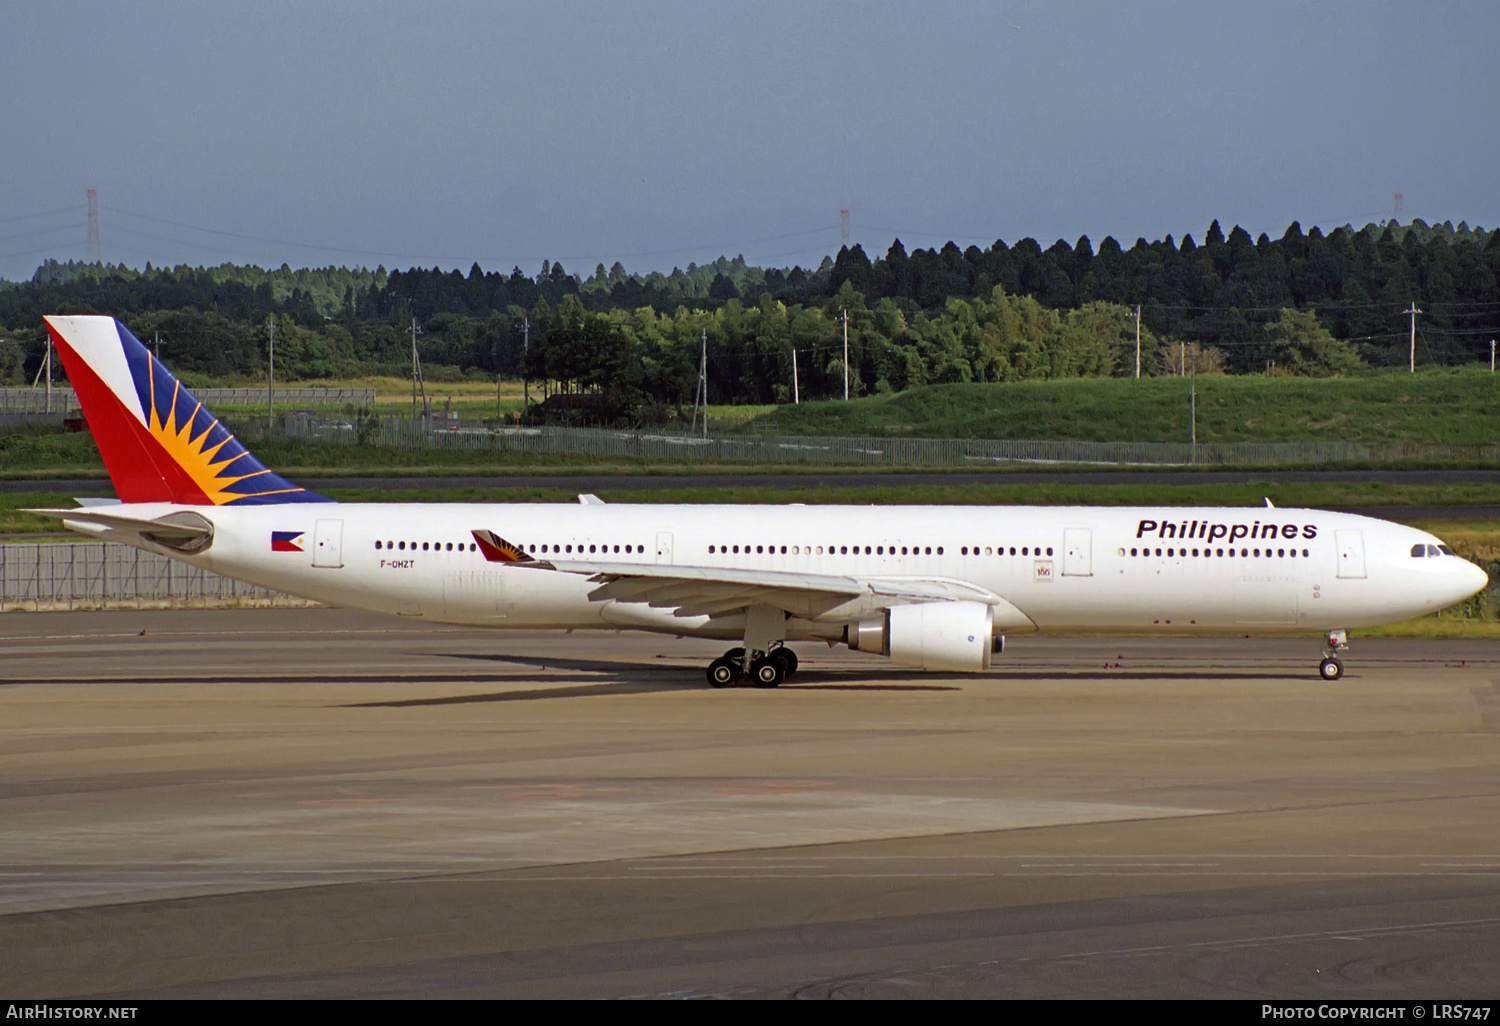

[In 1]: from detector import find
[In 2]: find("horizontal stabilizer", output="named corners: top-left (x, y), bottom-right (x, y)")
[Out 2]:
top-left (26, 507), bottom-right (215, 553)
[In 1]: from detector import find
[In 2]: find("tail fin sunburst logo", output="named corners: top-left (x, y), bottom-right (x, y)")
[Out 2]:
top-left (472, 529), bottom-right (540, 564)
top-left (42, 315), bottom-right (331, 507)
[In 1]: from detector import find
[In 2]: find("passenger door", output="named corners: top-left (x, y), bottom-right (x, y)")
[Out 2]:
top-left (313, 519), bottom-right (343, 568)
top-left (1335, 530), bottom-right (1366, 579)
top-left (1062, 528), bottom-right (1092, 576)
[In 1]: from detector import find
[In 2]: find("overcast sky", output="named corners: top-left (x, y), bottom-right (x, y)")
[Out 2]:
top-left (2, 1), bottom-right (1496, 282)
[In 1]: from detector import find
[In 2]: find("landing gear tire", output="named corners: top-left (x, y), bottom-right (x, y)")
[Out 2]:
top-left (751, 657), bottom-right (784, 688)
top-left (770, 647), bottom-right (797, 678)
top-left (1319, 657), bottom-right (1344, 681)
top-left (707, 657), bottom-right (739, 688)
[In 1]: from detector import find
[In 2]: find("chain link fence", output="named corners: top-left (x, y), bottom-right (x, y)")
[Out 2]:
top-left (0, 542), bottom-right (312, 611)
top-left (264, 420), bottom-right (1500, 468)
top-left (0, 387), bottom-right (373, 416)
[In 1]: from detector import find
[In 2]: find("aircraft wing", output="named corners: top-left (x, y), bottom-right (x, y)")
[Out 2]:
top-left (471, 531), bottom-right (1033, 624)
top-left (567, 561), bottom-right (1031, 623)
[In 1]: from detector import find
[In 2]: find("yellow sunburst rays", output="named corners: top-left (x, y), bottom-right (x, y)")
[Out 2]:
top-left (145, 369), bottom-right (269, 505)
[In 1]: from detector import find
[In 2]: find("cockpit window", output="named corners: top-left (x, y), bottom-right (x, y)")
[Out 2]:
top-left (1438, 545), bottom-right (1454, 556)
top-left (1428, 544), bottom-right (1443, 557)
top-left (1411, 544), bottom-right (1427, 558)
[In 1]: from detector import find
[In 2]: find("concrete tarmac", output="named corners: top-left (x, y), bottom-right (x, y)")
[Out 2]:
top-left (2, 608), bottom-right (1499, 998)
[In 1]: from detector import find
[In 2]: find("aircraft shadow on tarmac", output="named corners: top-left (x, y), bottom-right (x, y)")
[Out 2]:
top-left (329, 653), bottom-right (967, 706)
top-left (433, 651), bottom-right (966, 689)
top-left (432, 650), bottom-right (1311, 684)
top-left (323, 651), bottom-right (1314, 708)
top-left (989, 669), bottom-right (1313, 682)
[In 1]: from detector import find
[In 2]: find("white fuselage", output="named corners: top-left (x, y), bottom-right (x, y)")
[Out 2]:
top-left (95, 502), bottom-right (1486, 641)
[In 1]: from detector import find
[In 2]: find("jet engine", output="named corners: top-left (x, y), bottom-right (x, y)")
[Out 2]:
top-left (847, 600), bottom-right (1001, 672)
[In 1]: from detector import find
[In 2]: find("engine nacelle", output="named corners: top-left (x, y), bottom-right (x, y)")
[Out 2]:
top-left (847, 600), bottom-right (999, 672)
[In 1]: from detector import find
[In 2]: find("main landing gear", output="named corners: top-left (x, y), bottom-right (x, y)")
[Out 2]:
top-left (707, 604), bottom-right (797, 688)
top-left (1319, 629), bottom-right (1348, 681)
top-left (707, 645), bottom-right (799, 688)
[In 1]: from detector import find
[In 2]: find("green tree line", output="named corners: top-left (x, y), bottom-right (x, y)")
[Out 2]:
top-left (0, 217), bottom-right (1494, 408)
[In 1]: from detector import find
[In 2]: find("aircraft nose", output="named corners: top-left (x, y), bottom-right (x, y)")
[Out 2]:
top-left (1461, 558), bottom-right (1491, 599)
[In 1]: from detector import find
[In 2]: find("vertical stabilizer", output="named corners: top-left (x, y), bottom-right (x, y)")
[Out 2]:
top-left (43, 315), bottom-right (330, 506)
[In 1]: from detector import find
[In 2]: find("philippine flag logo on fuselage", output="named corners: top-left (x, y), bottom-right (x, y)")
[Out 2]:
top-left (272, 531), bottom-right (305, 552)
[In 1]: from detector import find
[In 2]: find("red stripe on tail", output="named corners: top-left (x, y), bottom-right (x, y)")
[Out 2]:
top-left (46, 325), bottom-right (212, 504)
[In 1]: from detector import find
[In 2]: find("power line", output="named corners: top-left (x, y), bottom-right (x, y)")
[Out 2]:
top-left (108, 205), bottom-right (841, 269)
top-left (0, 242), bottom-right (84, 262)
top-left (0, 223), bottom-right (78, 244)
top-left (0, 205), bottom-right (84, 226)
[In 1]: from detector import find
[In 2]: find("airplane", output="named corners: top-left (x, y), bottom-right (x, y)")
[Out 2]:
top-left (27, 314), bottom-right (1489, 687)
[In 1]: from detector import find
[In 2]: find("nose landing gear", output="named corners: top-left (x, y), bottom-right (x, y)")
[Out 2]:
top-left (1319, 629), bottom-right (1348, 681)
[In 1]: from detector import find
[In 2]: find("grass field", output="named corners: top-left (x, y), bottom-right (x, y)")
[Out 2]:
top-left (207, 376), bottom-right (776, 428)
top-left (745, 368), bottom-right (1500, 444)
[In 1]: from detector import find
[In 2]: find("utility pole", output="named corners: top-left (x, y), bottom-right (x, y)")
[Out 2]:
top-left (154, 330), bottom-right (160, 361)
top-left (1406, 302), bottom-right (1422, 373)
top-left (1190, 344), bottom-right (1197, 462)
top-left (1134, 305), bottom-right (1141, 379)
top-left (690, 328), bottom-right (708, 438)
top-left (521, 316), bottom-right (530, 410)
top-left (791, 347), bottom-right (800, 404)
top-left (842, 308), bottom-right (849, 400)
top-left (267, 317), bottom-right (275, 427)
top-left (410, 316), bottom-right (427, 423)
top-left (1491, 339), bottom-right (1495, 373)
top-left (44, 334), bottom-right (52, 415)
top-left (86, 188), bottom-right (100, 264)
top-left (1179, 340), bottom-right (1184, 378)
